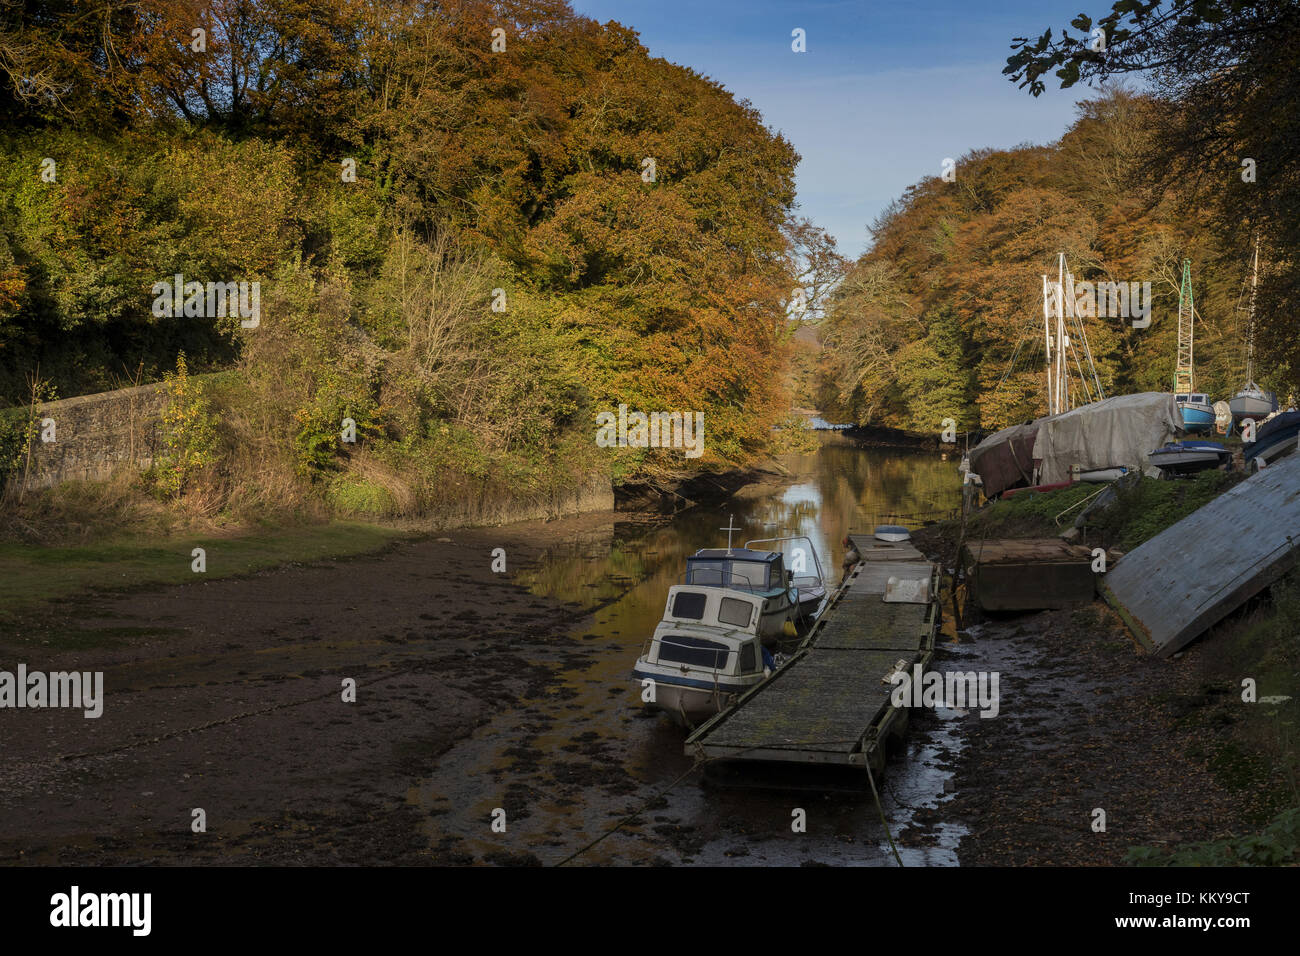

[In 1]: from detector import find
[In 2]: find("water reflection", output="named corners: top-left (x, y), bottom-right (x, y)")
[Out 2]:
top-left (515, 440), bottom-right (962, 617)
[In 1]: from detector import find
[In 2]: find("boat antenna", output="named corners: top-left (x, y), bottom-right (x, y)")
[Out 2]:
top-left (720, 514), bottom-right (741, 555)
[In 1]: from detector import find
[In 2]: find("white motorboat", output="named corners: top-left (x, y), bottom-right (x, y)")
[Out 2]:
top-left (672, 547), bottom-right (799, 644)
top-left (631, 522), bottom-right (829, 726)
top-left (631, 597), bottom-right (772, 726)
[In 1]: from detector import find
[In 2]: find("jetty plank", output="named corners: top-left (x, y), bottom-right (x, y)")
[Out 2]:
top-left (686, 531), bottom-right (937, 774)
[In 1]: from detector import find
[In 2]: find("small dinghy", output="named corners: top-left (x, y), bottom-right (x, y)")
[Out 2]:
top-left (1148, 440), bottom-right (1231, 476)
top-left (873, 525), bottom-right (911, 542)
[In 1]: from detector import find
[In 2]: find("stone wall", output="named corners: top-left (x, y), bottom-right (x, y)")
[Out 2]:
top-left (5, 383), bottom-right (167, 492)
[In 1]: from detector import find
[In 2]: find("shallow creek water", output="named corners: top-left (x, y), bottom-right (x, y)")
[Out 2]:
top-left (412, 439), bottom-right (972, 865)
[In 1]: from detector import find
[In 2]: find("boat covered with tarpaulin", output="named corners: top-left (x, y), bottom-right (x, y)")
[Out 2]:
top-left (967, 419), bottom-right (1050, 499)
top-left (1034, 392), bottom-right (1184, 484)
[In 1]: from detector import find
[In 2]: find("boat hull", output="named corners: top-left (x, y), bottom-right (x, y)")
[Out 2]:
top-left (1149, 442), bottom-right (1231, 475)
top-left (1244, 411), bottom-right (1300, 470)
top-left (631, 666), bottom-right (761, 725)
top-left (1178, 403), bottom-right (1215, 433)
top-left (1230, 396), bottom-right (1276, 421)
top-left (1001, 480), bottom-right (1073, 499)
top-left (1077, 467), bottom-right (1128, 482)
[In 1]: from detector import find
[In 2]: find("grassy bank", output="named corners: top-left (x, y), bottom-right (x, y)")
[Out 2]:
top-left (0, 520), bottom-right (412, 622)
top-left (952, 470), bottom-right (1242, 552)
top-left (918, 472), bottom-right (1300, 866)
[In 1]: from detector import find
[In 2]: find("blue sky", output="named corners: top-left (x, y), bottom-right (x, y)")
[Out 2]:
top-left (572, 0), bottom-right (1104, 258)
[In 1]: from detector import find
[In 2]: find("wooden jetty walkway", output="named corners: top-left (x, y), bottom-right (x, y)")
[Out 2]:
top-left (685, 532), bottom-right (938, 777)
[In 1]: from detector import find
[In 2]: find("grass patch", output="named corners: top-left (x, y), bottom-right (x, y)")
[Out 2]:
top-left (0, 520), bottom-right (411, 618)
top-left (1126, 571), bottom-right (1300, 863)
top-left (1126, 807), bottom-right (1300, 866)
top-left (959, 471), bottom-right (1241, 551)
top-left (25, 625), bottom-right (186, 652)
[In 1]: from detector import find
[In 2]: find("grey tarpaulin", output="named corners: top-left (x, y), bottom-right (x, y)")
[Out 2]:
top-left (1034, 392), bottom-right (1184, 484)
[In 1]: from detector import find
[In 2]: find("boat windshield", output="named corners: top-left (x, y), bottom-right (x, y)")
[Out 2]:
top-left (686, 558), bottom-right (780, 590)
top-left (744, 536), bottom-right (825, 590)
top-left (656, 635), bottom-right (729, 669)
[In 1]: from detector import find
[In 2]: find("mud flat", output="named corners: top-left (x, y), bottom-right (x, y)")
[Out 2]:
top-left (912, 523), bottom-right (1277, 865)
top-left (0, 515), bottom-right (617, 865)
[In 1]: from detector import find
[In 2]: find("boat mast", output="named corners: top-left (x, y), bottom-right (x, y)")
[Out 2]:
top-left (1042, 252), bottom-right (1103, 415)
top-left (1042, 274), bottom-right (1054, 414)
top-left (1057, 253), bottom-right (1067, 414)
top-left (1175, 258), bottom-right (1195, 394)
top-left (1246, 237), bottom-right (1259, 385)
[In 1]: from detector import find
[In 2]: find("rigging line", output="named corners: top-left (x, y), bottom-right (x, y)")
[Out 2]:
top-left (553, 756), bottom-right (704, 867)
top-left (994, 322), bottom-right (1032, 395)
top-left (1070, 340), bottom-right (1096, 406)
top-left (553, 731), bottom-right (886, 867)
top-left (1071, 307), bottom-right (1104, 400)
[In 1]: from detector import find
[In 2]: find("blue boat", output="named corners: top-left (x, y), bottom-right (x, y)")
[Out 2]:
top-left (1175, 392), bottom-right (1216, 434)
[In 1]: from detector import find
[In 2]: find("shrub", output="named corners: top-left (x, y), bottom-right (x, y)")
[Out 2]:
top-left (154, 353), bottom-right (219, 498)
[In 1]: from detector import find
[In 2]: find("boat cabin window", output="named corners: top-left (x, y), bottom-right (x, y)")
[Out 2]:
top-left (656, 635), bottom-right (729, 670)
top-left (739, 643), bottom-right (756, 674)
top-left (1192, 394), bottom-right (1208, 404)
top-left (670, 591), bottom-right (707, 620)
top-left (1175, 394), bottom-right (1188, 403)
top-left (718, 597), bottom-right (754, 628)
top-left (687, 558), bottom-right (772, 589)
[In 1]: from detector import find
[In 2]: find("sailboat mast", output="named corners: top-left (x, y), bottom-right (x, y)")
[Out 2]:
top-left (1042, 274), bottom-right (1054, 415)
top-left (1246, 238), bottom-right (1259, 383)
top-left (1057, 253), bottom-right (1066, 414)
